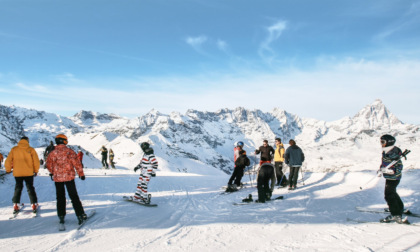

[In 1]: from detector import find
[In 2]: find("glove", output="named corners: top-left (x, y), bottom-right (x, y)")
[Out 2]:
top-left (151, 172), bottom-right (156, 177)
top-left (80, 175), bottom-right (85, 180)
top-left (33, 172), bottom-right (37, 177)
top-left (134, 165), bottom-right (141, 172)
top-left (49, 173), bottom-right (54, 181)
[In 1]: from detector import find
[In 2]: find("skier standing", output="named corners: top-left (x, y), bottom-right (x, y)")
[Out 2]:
top-left (46, 134), bottom-right (87, 225)
top-left (77, 151), bottom-right (84, 168)
top-left (255, 140), bottom-right (275, 166)
top-left (285, 139), bottom-right (305, 190)
top-left (256, 159), bottom-right (276, 203)
top-left (100, 146), bottom-right (109, 169)
top-left (379, 134), bottom-right (405, 224)
top-left (274, 138), bottom-right (287, 186)
top-left (132, 142), bottom-right (158, 203)
top-left (109, 149), bottom-right (115, 169)
top-left (227, 150), bottom-right (250, 191)
top-left (5, 136), bottom-right (40, 213)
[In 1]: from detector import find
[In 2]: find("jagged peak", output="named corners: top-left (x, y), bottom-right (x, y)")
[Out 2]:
top-left (353, 99), bottom-right (402, 127)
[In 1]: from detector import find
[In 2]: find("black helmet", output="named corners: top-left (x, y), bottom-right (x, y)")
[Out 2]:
top-left (380, 134), bottom-right (396, 147)
top-left (237, 141), bottom-right (244, 147)
top-left (140, 142), bottom-right (150, 152)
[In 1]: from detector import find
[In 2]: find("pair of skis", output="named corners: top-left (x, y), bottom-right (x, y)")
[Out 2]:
top-left (9, 204), bottom-right (39, 219)
top-left (233, 195), bottom-right (284, 205)
top-left (59, 209), bottom-right (96, 231)
top-left (348, 207), bottom-right (420, 225)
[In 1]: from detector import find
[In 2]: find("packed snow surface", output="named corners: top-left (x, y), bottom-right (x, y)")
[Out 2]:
top-left (1, 166), bottom-right (420, 252)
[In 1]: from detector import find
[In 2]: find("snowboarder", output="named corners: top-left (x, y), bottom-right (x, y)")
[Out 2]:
top-left (256, 159), bottom-right (276, 203)
top-left (5, 136), bottom-right (40, 213)
top-left (379, 134), bottom-right (405, 224)
top-left (0, 152), bottom-right (3, 168)
top-left (285, 139), bottom-right (305, 190)
top-left (77, 150), bottom-right (84, 168)
top-left (100, 146), bottom-right (109, 169)
top-left (255, 140), bottom-right (275, 166)
top-left (46, 134), bottom-right (87, 225)
top-left (109, 149), bottom-right (115, 169)
top-left (274, 138), bottom-right (287, 186)
top-left (132, 142), bottom-right (158, 203)
top-left (227, 150), bottom-right (250, 192)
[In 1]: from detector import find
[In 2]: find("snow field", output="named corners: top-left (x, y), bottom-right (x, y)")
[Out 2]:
top-left (0, 167), bottom-right (420, 252)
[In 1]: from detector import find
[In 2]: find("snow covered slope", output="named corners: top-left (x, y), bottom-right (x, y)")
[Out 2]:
top-left (0, 99), bottom-right (419, 174)
top-left (1, 168), bottom-right (420, 251)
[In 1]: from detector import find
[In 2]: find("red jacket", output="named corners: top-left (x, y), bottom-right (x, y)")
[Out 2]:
top-left (46, 145), bottom-right (84, 182)
top-left (77, 151), bottom-right (83, 161)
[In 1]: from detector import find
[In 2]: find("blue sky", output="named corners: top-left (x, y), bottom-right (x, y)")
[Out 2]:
top-left (1, 0), bottom-right (420, 124)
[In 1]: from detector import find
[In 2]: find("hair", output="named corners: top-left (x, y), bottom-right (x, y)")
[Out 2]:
top-left (263, 140), bottom-right (268, 144)
top-left (239, 150), bottom-right (246, 155)
top-left (275, 138), bottom-right (281, 143)
top-left (21, 136), bottom-right (29, 142)
top-left (289, 139), bottom-right (296, 146)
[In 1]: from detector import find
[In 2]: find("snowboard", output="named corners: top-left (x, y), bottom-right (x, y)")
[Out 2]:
top-left (123, 196), bottom-right (158, 207)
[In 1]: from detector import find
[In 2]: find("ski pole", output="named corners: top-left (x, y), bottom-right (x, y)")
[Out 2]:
top-left (300, 165), bottom-right (305, 185)
top-left (359, 172), bottom-right (380, 190)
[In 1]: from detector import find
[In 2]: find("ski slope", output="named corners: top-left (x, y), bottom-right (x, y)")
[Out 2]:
top-left (1, 167), bottom-right (420, 252)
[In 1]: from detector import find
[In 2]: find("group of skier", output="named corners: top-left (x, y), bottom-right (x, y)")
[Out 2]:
top-left (225, 135), bottom-right (409, 224)
top-left (227, 138), bottom-right (305, 203)
top-left (3, 134), bottom-right (158, 226)
top-left (1, 132), bottom-right (410, 225)
top-left (99, 146), bottom-right (116, 169)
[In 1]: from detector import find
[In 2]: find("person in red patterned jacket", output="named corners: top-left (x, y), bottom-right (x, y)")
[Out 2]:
top-left (46, 134), bottom-right (87, 225)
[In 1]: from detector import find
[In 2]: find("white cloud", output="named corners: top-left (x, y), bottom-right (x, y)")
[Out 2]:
top-left (185, 35), bottom-right (208, 54)
top-left (217, 39), bottom-right (228, 52)
top-left (259, 20), bottom-right (287, 64)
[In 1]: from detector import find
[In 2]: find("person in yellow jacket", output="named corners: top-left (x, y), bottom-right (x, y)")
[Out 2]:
top-left (274, 138), bottom-right (288, 186)
top-left (5, 136), bottom-right (40, 213)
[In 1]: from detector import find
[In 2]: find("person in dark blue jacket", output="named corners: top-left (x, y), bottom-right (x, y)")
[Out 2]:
top-left (379, 134), bottom-right (405, 224)
top-left (285, 139), bottom-right (305, 190)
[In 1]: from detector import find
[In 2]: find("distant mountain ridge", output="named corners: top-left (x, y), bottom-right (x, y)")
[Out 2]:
top-left (0, 100), bottom-right (418, 173)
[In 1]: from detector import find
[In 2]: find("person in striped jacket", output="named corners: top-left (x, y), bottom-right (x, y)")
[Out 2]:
top-left (132, 142), bottom-right (158, 204)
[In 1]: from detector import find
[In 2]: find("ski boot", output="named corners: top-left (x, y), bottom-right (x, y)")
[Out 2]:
top-left (13, 204), bottom-right (20, 214)
top-left (242, 194), bottom-right (253, 203)
top-left (77, 213), bottom-right (88, 225)
top-left (32, 203), bottom-right (39, 213)
top-left (380, 215), bottom-right (403, 223)
top-left (58, 216), bottom-right (65, 224)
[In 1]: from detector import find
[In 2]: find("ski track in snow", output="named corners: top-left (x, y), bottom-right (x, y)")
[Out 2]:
top-left (1, 168), bottom-right (420, 251)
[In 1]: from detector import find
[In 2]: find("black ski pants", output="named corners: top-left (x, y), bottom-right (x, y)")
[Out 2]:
top-left (274, 162), bottom-right (287, 185)
top-left (289, 166), bottom-right (300, 187)
top-left (55, 180), bottom-right (85, 217)
top-left (101, 156), bottom-right (108, 168)
top-left (228, 166), bottom-right (244, 186)
top-left (13, 176), bottom-right (38, 204)
top-left (257, 166), bottom-right (274, 203)
top-left (385, 179), bottom-right (404, 216)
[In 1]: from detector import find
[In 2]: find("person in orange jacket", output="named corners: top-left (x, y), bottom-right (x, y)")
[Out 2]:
top-left (5, 136), bottom-right (40, 214)
top-left (46, 134), bottom-right (87, 225)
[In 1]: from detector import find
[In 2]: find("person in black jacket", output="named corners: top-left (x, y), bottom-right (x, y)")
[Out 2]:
top-left (255, 140), bottom-right (275, 166)
top-left (256, 159), bottom-right (276, 203)
top-left (100, 146), bottom-right (109, 169)
top-left (226, 150), bottom-right (250, 192)
top-left (285, 139), bottom-right (305, 190)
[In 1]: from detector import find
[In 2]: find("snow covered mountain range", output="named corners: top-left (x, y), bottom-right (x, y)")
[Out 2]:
top-left (0, 99), bottom-right (418, 173)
